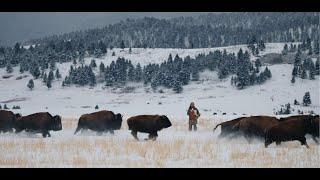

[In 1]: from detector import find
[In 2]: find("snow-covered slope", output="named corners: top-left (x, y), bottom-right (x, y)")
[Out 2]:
top-left (0, 43), bottom-right (318, 119)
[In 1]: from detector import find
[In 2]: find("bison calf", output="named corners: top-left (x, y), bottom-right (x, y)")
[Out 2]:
top-left (127, 115), bottom-right (172, 141)
top-left (0, 110), bottom-right (21, 133)
top-left (74, 110), bottom-right (122, 135)
top-left (15, 112), bottom-right (62, 137)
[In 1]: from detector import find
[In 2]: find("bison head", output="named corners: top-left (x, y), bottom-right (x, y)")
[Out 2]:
top-left (114, 113), bottom-right (123, 130)
top-left (160, 115), bottom-right (172, 128)
top-left (51, 115), bottom-right (62, 131)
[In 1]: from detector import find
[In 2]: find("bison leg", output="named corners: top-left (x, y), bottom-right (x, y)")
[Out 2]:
top-left (131, 130), bottom-right (139, 140)
top-left (42, 131), bottom-right (51, 138)
top-left (276, 141), bottom-right (281, 146)
top-left (265, 140), bottom-right (272, 148)
top-left (299, 137), bottom-right (309, 148)
top-left (109, 130), bottom-right (114, 135)
top-left (147, 132), bottom-right (158, 141)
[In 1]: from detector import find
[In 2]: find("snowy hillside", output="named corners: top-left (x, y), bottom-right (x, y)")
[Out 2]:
top-left (0, 43), bottom-right (318, 119)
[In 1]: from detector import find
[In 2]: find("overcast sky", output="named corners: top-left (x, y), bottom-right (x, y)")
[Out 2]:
top-left (0, 12), bottom-right (210, 46)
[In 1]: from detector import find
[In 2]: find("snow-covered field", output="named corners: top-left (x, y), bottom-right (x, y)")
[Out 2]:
top-left (0, 117), bottom-right (319, 168)
top-left (0, 43), bottom-right (319, 167)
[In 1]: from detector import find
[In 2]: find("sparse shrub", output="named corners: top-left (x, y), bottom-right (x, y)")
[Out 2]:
top-left (303, 92), bottom-right (311, 106)
top-left (12, 105), bottom-right (21, 109)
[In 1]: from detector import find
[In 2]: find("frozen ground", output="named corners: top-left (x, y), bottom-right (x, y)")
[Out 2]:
top-left (0, 43), bottom-right (319, 167)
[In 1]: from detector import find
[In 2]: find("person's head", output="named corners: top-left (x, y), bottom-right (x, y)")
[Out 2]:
top-left (190, 102), bottom-right (195, 108)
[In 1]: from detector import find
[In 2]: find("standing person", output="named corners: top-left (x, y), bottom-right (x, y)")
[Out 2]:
top-left (187, 102), bottom-right (200, 131)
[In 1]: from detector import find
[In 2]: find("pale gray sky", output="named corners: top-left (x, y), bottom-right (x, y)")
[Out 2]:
top-left (0, 12), bottom-right (210, 46)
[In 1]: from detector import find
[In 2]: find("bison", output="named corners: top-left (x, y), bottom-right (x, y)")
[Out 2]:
top-left (213, 117), bottom-right (246, 138)
top-left (0, 110), bottom-right (21, 133)
top-left (127, 115), bottom-right (172, 141)
top-left (15, 112), bottom-right (62, 137)
top-left (265, 115), bottom-right (319, 148)
top-left (232, 116), bottom-right (279, 142)
top-left (74, 110), bottom-right (123, 135)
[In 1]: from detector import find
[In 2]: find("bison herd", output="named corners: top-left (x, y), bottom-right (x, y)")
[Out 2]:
top-left (213, 115), bottom-right (319, 148)
top-left (0, 110), bottom-right (171, 141)
top-left (0, 109), bottom-right (319, 147)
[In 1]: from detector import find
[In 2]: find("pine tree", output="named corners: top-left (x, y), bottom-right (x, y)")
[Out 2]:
top-left (95, 105), bottom-right (99, 109)
top-left (27, 79), bottom-right (34, 90)
top-left (314, 40), bottom-right (319, 54)
top-left (255, 47), bottom-right (259, 56)
top-left (191, 70), bottom-right (199, 81)
top-left (294, 99), bottom-right (299, 105)
top-left (4, 104), bottom-right (9, 109)
top-left (282, 44), bottom-right (289, 55)
top-left (48, 70), bottom-right (54, 81)
top-left (292, 66), bottom-right (298, 77)
top-left (127, 64), bottom-right (135, 82)
top-left (315, 58), bottom-right (320, 75)
top-left (291, 76), bottom-right (295, 84)
top-left (90, 59), bottom-right (97, 68)
top-left (30, 64), bottom-right (41, 79)
top-left (120, 40), bottom-right (125, 49)
top-left (308, 45), bottom-right (313, 55)
top-left (19, 65), bottom-right (24, 73)
top-left (112, 52), bottom-right (116, 56)
top-left (43, 73), bottom-right (48, 83)
top-left (173, 78), bottom-right (183, 93)
top-left (264, 67), bottom-right (272, 78)
top-left (303, 92), bottom-right (311, 106)
top-left (55, 69), bottom-right (62, 79)
top-left (6, 63), bottom-right (13, 73)
top-left (0, 104), bottom-right (2, 109)
top-left (294, 49), bottom-right (302, 66)
top-left (135, 63), bottom-right (143, 82)
top-left (301, 67), bottom-right (307, 79)
top-left (73, 58), bottom-right (77, 66)
top-left (309, 67), bottom-right (315, 80)
top-left (99, 62), bottom-right (105, 75)
top-left (46, 79), bottom-right (52, 89)
top-left (98, 41), bottom-right (107, 54)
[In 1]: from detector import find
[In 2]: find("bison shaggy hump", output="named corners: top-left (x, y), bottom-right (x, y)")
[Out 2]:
top-left (127, 115), bottom-right (172, 141)
top-left (0, 110), bottom-right (21, 133)
top-left (15, 112), bottom-right (62, 137)
top-left (74, 110), bottom-right (123, 135)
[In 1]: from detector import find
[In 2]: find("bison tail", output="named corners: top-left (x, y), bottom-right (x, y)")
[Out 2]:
top-left (213, 123), bottom-right (221, 132)
top-left (74, 126), bottom-right (81, 135)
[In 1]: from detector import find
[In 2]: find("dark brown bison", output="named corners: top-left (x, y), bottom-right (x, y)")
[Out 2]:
top-left (213, 117), bottom-right (246, 138)
top-left (265, 115), bottom-right (319, 148)
top-left (127, 115), bottom-right (172, 141)
top-left (232, 116), bottom-right (279, 142)
top-left (0, 110), bottom-right (21, 133)
top-left (74, 110), bottom-right (123, 135)
top-left (15, 112), bottom-right (62, 137)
